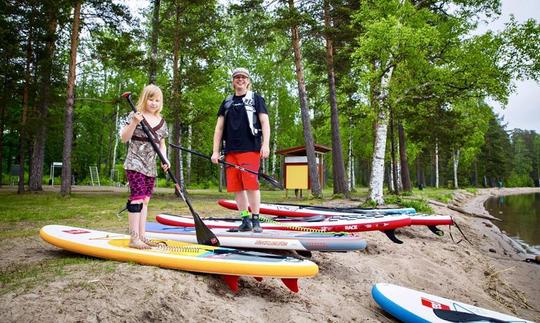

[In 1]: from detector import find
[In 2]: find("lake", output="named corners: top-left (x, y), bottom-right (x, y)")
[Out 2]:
top-left (484, 193), bottom-right (540, 255)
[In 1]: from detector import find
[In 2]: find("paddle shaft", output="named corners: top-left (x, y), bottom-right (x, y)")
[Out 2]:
top-left (170, 143), bottom-right (259, 176)
top-left (121, 92), bottom-right (219, 246)
top-left (169, 143), bottom-right (283, 189)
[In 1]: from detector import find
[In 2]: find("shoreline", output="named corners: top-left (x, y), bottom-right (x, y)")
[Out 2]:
top-left (451, 187), bottom-right (540, 256)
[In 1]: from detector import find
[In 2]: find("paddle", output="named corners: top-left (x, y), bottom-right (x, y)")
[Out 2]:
top-left (169, 143), bottom-right (283, 190)
top-left (121, 92), bottom-right (219, 246)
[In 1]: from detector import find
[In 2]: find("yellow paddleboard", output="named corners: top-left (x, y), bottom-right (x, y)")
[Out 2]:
top-left (40, 225), bottom-right (318, 292)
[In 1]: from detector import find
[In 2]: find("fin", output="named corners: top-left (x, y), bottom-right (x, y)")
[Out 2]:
top-left (428, 225), bottom-right (444, 236)
top-left (254, 277), bottom-right (263, 282)
top-left (281, 278), bottom-right (299, 293)
top-left (383, 229), bottom-right (403, 244)
top-left (223, 275), bottom-right (239, 292)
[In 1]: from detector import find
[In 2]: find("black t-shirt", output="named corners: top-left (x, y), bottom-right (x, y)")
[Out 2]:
top-left (217, 92), bottom-right (268, 153)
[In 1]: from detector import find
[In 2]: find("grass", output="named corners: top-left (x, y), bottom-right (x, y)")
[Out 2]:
top-left (0, 186), bottom-right (461, 238)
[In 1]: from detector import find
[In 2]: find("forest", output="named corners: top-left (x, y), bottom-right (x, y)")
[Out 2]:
top-left (1, 0), bottom-right (539, 204)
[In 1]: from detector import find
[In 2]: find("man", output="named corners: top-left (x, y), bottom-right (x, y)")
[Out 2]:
top-left (211, 68), bottom-right (270, 232)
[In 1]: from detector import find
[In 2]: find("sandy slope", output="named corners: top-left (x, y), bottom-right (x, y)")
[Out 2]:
top-left (1, 188), bottom-right (539, 322)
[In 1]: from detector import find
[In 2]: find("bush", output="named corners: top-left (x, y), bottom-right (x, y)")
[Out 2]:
top-left (506, 174), bottom-right (533, 187)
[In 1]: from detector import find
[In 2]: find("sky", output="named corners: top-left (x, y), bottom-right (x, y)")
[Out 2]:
top-left (125, 0), bottom-right (539, 132)
top-left (475, 0), bottom-right (540, 132)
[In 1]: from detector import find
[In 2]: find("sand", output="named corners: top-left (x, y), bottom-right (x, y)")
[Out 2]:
top-left (1, 187), bottom-right (539, 322)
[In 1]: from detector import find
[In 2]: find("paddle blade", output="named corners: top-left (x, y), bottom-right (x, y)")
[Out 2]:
top-left (173, 184), bottom-right (219, 246)
top-left (259, 173), bottom-right (284, 190)
top-left (192, 211), bottom-right (220, 246)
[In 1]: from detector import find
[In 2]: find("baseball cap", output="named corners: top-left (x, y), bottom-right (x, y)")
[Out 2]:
top-left (232, 67), bottom-right (250, 78)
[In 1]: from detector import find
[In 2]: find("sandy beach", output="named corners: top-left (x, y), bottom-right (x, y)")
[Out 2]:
top-left (1, 187), bottom-right (539, 322)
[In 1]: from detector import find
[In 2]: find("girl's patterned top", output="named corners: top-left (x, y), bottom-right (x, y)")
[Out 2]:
top-left (123, 111), bottom-right (169, 177)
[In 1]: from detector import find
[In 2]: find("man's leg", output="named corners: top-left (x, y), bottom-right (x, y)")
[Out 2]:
top-left (235, 190), bottom-right (252, 231)
top-left (246, 189), bottom-right (262, 232)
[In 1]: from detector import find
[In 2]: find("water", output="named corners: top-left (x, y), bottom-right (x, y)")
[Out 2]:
top-left (484, 193), bottom-right (540, 255)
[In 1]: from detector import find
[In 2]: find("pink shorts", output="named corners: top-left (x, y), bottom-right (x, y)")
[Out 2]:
top-left (225, 152), bottom-right (260, 192)
top-left (126, 170), bottom-right (155, 200)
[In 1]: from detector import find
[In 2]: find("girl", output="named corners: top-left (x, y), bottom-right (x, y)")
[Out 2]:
top-left (121, 84), bottom-right (169, 249)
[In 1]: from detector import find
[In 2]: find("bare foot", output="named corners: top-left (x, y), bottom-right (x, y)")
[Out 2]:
top-left (129, 239), bottom-right (151, 249)
top-left (141, 237), bottom-right (158, 247)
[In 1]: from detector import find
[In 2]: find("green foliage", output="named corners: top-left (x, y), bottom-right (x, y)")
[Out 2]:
top-left (506, 173), bottom-right (534, 188)
top-left (3, 0), bottom-right (539, 194)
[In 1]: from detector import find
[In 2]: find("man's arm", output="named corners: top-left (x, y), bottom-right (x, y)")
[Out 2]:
top-left (259, 113), bottom-right (270, 159)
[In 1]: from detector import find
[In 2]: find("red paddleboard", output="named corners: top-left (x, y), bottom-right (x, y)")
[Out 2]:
top-left (218, 199), bottom-right (453, 234)
top-left (155, 213), bottom-right (412, 243)
top-left (218, 199), bottom-right (417, 216)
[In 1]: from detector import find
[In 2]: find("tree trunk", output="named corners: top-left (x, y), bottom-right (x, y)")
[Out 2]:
top-left (186, 124), bottom-right (192, 184)
top-left (347, 125), bottom-right (355, 191)
top-left (453, 149), bottom-right (460, 189)
top-left (398, 122), bottom-right (411, 191)
top-left (389, 108), bottom-right (398, 194)
top-left (271, 91), bottom-right (280, 176)
top-left (0, 78), bottom-right (5, 187)
top-left (434, 140), bottom-right (439, 188)
top-left (19, 23), bottom-right (34, 194)
top-left (368, 64), bottom-right (393, 205)
top-left (288, 0), bottom-right (321, 197)
top-left (60, 1), bottom-right (81, 196)
top-left (323, 0), bottom-right (348, 197)
top-left (171, 2), bottom-right (184, 185)
top-left (29, 6), bottom-right (57, 191)
top-left (148, 0), bottom-right (160, 84)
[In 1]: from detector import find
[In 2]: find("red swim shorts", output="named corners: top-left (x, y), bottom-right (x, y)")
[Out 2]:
top-left (225, 152), bottom-right (260, 192)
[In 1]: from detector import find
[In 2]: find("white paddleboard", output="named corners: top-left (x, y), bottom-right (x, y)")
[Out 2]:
top-left (372, 283), bottom-right (533, 322)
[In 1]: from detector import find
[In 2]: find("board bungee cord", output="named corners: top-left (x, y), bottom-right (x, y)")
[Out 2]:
top-left (257, 214), bottom-right (348, 235)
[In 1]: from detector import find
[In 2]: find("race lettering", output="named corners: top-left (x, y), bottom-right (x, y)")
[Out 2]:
top-left (421, 297), bottom-right (450, 311)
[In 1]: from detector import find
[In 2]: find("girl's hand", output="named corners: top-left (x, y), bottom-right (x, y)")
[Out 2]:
top-left (133, 112), bottom-right (143, 124)
top-left (161, 163), bottom-right (170, 172)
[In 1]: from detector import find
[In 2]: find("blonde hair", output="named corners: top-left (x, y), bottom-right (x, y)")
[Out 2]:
top-left (135, 84), bottom-right (163, 116)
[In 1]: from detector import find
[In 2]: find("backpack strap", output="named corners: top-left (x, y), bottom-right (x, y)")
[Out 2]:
top-left (243, 91), bottom-right (261, 137)
top-left (222, 91), bottom-right (261, 137)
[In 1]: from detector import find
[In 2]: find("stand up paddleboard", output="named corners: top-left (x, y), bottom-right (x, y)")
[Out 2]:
top-left (156, 213), bottom-right (412, 243)
top-left (218, 199), bottom-right (417, 216)
top-left (218, 199), bottom-right (452, 236)
top-left (146, 222), bottom-right (367, 252)
top-left (372, 283), bottom-right (533, 322)
top-left (40, 225), bottom-right (318, 292)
